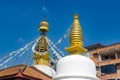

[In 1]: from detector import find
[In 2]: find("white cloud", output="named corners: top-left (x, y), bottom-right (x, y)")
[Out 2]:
top-left (42, 6), bottom-right (48, 13)
top-left (18, 38), bottom-right (25, 42)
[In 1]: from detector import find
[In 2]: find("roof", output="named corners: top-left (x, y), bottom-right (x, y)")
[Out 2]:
top-left (85, 44), bottom-right (105, 51)
top-left (85, 43), bottom-right (120, 51)
top-left (106, 42), bottom-right (120, 47)
top-left (0, 64), bottom-right (51, 80)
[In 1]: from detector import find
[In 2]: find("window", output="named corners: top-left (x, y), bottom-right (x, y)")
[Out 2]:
top-left (101, 54), bottom-right (115, 61)
top-left (101, 64), bottom-right (116, 74)
top-left (93, 53), bottom-right (98, 58)
top-left (107, 79), bottom-right (120, 80)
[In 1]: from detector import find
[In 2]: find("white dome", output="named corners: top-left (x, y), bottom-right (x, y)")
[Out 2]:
top-left (33, 65), bottom-right (56, 77)
top-left (53, 55), bottom-right (98, 80)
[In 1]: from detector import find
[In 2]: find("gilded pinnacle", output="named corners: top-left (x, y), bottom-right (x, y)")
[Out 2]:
top-left (65, 14), bottom-right (87, 55)
top-left (39, 17), bottom-right (49, 33)
top-left (33, 17), bottom-right (50, 66)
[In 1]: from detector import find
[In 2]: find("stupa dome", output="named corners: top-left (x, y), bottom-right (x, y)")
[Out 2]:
top-left (34, 65), bottom-right (56, 77)
top-left (53, 55), bottom-right (98, 80)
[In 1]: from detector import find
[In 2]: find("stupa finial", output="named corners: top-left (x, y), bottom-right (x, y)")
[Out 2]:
top-left (38, 16), bottom-right (49, 34)
top-left (65, 14), bottom-right (87, 55)
top-left (33, 17), bottom-right (50, 66)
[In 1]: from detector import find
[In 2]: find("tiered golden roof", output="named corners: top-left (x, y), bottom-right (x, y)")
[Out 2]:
top-left (65, 14), bottom-right (87, 55)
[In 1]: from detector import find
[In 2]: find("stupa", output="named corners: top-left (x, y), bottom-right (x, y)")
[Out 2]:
top-left (53, 14), bottom-right (99, 80)
top-left (33, 17), bottom-right (56, 77)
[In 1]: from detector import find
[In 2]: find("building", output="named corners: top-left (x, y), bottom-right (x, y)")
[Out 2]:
top-left (88, 43), bottom-right (120, 80)
top-left (53, 14), bottom-right (98, 80)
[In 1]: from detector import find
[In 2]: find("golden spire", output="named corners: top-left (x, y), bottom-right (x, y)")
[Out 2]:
top-left (38, 16), bottom-right (49, 33)
top-left (65, 14), bottom-right (87, 55)
top-left (33, 17), bottom-right (50, 66)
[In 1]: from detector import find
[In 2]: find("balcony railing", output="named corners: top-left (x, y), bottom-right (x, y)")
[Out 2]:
top-left (99, 73), bottom-right (117, 79)
top-left (99, 58), bottom-right (120, 66)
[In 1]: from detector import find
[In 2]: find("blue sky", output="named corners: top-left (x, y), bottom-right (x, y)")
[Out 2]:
top-left (0, 0), bottom-right (120, 58)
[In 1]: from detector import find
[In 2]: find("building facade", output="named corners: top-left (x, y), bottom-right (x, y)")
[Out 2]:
top-left (87, 43), bottom-right (120, 80)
